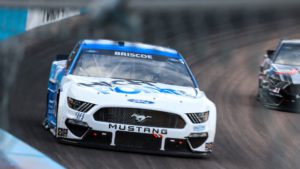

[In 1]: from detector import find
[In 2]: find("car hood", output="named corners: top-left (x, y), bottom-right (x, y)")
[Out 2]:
top-left (64, 75), bottom-right (211, 112)
top-left (272, 64), bottom-right (300, 84)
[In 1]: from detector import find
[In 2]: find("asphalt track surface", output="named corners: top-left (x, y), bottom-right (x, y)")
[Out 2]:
top-left (6, 13), bottom-right (300, 169)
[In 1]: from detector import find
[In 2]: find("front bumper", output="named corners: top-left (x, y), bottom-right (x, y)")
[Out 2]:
top-left (56, 106), bottom-right (215, 156)
top-left (260, 85), bottom-right (300, 112)
top-left (57, 127), bottom-right (213, 157)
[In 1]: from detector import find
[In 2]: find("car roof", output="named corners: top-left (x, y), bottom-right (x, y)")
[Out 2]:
top-left (281, 39), bottom-right (300, 44)
top-left (80, 39), bottom-right (182, 59)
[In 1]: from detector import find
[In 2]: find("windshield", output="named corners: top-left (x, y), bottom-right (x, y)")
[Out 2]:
top-left (275, 44), bottom-right (300, 66)
top-left (72, 50), bottom-right (195, 87)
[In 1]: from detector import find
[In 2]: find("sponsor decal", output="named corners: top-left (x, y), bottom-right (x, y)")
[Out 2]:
top-left (275, 68), bottom-right (299, 75)
top-left (193, 125), bottom-right (206, 132)
top-left (57, 128), bottom-right (68, 138)
top-left (75, 112), bottom-right (85, 121)
top-left (128, 99), bottom-right (154, 104)
top-left (131, 113), bottom-right (152, 123)
top-left (108, 123), bottom-right (168, 134)
top-left (78, 79), bottom-right (189, 96)
top-left (205, 142), bottom-right (214, 151)
top-left (271, 87), bottom-right (280, 94)
top-left (85, 49), bottom-right (178, 62)
top-left (115, 86), bottom-right (140, 94)
top-left (114, 51), bottom-right (153, 60)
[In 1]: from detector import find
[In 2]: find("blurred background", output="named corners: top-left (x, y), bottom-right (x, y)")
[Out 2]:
top-left (1, 0), bottom-right (300, 169)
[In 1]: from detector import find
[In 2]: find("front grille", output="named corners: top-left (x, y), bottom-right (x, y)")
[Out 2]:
top-left (93, 108), bottom-right (186, 129)
top-left (115, 131), bottom-right (161, 150)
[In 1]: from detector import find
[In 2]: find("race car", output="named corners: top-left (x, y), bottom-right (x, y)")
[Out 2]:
top-left (43, 39), bottom-right (217, 156)
top-left (258, 39), bottom-right (300, 112)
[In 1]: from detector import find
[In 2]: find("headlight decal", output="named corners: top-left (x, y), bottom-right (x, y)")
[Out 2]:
top-left (67, 97), bottom-right (95, 112)
top-left (186, 111), bottom-right (209, 123)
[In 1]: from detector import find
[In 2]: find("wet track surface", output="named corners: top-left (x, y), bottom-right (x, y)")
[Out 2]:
top-left (5, 13), bottom-right (300, 169)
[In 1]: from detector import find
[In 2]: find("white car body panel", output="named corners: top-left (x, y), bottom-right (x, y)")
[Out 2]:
top-left (57, 75), bottom-right (216, 153)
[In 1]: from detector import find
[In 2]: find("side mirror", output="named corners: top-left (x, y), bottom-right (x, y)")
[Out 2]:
top-left (56, 54), bottom-right (68, 61)
top-left (265, 50), bottom-right (275, 59)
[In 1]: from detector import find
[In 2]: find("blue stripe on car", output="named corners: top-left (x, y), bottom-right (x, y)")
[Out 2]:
top-left (81, 44), bottom-right (181, 59)
top-left (68, 43), bottom-right (84, 74)
top-left (180, 55), bottom-right (199, 88)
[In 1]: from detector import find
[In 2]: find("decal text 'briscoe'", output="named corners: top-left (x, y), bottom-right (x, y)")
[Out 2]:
top-left (114, 51), bottom-right (153, 59)
top-left (108, 124), bottom-right (168, 134)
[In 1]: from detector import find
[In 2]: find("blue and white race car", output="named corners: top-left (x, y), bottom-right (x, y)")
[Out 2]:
top-left (43, 39), bottom-right (217, 156)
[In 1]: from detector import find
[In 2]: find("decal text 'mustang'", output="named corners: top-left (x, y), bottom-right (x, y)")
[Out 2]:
top-left (108, 124), bottom-right (168, 134)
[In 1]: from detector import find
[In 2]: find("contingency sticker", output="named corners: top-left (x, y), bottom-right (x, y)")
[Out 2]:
top-left (193, 125), bottom-right (206, 132)
top-left (57, 128), bottom-right (68, 138)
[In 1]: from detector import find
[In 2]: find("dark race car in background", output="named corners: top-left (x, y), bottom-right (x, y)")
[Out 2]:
top-left (258, 40), bottom-right (300, 112)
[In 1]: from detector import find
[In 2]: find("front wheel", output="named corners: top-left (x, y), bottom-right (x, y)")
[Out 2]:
top-left (256, 81), bottom-right (262, 101)
top-left (42, 92), bottom-right (50, 130)
top-left (43, 90), bottom-right (60, 136)
top-left (53, 91), bottom-right (60, 137)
